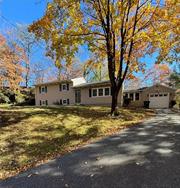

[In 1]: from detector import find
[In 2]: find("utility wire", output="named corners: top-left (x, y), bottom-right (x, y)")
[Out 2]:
top-left (0, 14), bottom-right (46, 51)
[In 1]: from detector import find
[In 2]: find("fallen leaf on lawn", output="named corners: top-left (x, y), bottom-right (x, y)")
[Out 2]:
top-left (27, 172), bottom-right (38, 178)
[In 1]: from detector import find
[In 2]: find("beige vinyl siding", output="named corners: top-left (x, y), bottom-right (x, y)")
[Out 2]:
top-left (35, 83), bottom-right (75, 106)
top-left (80, 87), bottom-right (123, 106)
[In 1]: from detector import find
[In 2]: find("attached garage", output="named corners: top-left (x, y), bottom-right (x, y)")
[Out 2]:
top-left (149, 93), bottom-right (169, 109)
top-left (123, 84), bottom-right (176, 109)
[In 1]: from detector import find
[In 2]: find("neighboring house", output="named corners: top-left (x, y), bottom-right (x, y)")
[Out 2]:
top-left (123, 84), bottom-right (176, 108)
top-left (35, 77), bottom-right (123, 107)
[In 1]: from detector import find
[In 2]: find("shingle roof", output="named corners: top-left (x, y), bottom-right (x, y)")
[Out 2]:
top-left (124, 87), bottom-right (148, 93)
top-left (34, 79), bottom-right (72, 86)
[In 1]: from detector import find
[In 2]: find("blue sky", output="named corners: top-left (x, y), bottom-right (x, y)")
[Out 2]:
top-left (0, 0), bottom-right (59, 85)
top-left (0, 0), bottom-right (89, 65)
top-left (0, 0), bottom-right (46, 24)
top-left (0, 0), bottom-right (174, 85)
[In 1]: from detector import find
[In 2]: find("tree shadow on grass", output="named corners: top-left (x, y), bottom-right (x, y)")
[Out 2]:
top-left (0, 123), bottom-right (99, 174)
top-left (0, 106), bottom-right (110, 128)
top-left (0, 105), bottom-right (146, 128)
top-left (0, 105), bottom-right (152, 179)
top-left (1, 113), bottom-right (180, 188)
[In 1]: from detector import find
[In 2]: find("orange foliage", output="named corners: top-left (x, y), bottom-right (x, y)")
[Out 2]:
top-left (0, 34), bottom-right (26, 90)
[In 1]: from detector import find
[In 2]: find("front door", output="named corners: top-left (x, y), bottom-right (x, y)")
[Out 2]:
top-left (75, 89), bottom-right (81, 104)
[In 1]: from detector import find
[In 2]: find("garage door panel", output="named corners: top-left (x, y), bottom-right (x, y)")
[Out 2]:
top-left (149, 93), bottom-right (169, 109)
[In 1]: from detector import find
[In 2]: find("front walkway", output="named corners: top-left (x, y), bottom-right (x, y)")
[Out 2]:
top-left (1, 110), bottom-right (180, 188)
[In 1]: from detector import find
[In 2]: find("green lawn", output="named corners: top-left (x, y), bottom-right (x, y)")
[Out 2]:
top-left (0, 105), bottom-right (154, 179)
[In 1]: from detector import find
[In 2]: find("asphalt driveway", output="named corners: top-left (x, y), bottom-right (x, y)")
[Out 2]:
top-left (1, 110), bottom-right (180, 188)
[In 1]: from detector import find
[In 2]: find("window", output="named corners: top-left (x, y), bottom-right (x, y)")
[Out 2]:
top-left (135, 93), bottom-right (139, 101)
top-left (150, 94), bottom-right (154, 97)
top-left (62, 84), bottom-right (67, 91)
top-left (59, 99), bottom-right (69, 105)
top-left (98, 88), bottom-right (103, 96)
top-left (45, 86), bottom-right (47, 93)
top-left (46, 100), bottom-right (48, 105)
top-left (159, 94), bottom-right (163, 97)
top-left (92, 87), bottom-right (112, 97)
top-left (40, 100), bottom-right (42, 106)
top-left (63, 99), bottom-right (67, 105)
top-left (40, 86), bottom-right (47, 93)
top-left (164, 93), bottom-right (168, 96)
top-left (155, 94), bottom-right (158, 97)
top-left (123, 93), bottom-right (128, 99)
top-left (92, 89), bottom-right (97, 97)
top-left (41, 87), bottom-right (45, 93)
top-left (105, 88), bottom-right (110, 96)
top-left (130, 93), bottom-right (133, 100)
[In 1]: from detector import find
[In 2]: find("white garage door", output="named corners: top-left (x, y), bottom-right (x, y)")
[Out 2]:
top-left (149, 93), bottom-right (169, 109)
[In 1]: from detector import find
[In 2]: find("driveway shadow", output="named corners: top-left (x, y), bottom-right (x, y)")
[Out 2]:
top-left (1, 112), bottom-right (180, 188)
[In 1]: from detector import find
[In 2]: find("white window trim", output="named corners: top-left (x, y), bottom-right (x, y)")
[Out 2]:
top-left (92, 87), bottom-right (111, 97)
top-left (62, 84), bottom-right (67, 91)
top-left (104, 87), bottom-right (111, 96)
top-left (92, 88), bottom-right (98, 97)
top-left (42, 100), bottom-right (46, 106)
top-left (62, 99), bottom-right (67, 105)
top-left (41, 86), bottom-right (46, 93)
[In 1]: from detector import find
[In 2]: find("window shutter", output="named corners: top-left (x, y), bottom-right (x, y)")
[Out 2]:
top-left (39, 86), bottom-right (41, 94)
top-left (40, 100), bottom-right (41, 106)
top-left (67, 99), bottom-right (69, 105)
top-left (59, 84), bottom-right (62, 91)
top-left (67, 83), bottom-right (69, 90)
top-left (46, 100), bottom-right (48, 105)
top-left (45, 86), bottom-right (47, 93)
top-left (60, 99), bottom-right (62, 105)
top-left (89, 89), bottom-right (92, 97)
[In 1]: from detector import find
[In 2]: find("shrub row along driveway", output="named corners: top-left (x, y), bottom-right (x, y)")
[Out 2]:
top-left (0, 105), bottom-right (153, 179)
top-left (1, 110), bottom-right (180, 188)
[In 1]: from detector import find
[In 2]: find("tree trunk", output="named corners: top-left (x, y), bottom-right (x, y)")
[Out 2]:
top-left (111, 86), bottom-right (119, 116)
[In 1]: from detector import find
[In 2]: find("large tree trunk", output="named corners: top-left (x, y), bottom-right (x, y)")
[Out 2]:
top-left (111, 86), bottom-right (120, 116)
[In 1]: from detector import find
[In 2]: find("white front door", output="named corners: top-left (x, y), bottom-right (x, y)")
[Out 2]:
top-left (149, 93), bottom-right (169, 109)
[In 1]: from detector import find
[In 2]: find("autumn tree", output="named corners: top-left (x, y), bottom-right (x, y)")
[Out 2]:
top-left (169, 65), bottom-right (180, 89)
top-left (57, 59), bottom-right (83, 80)
top-left (124, 77), bottom-right (142, 90)
top-left (0, 34), bottom-right (25, 90)
top-left (6, 25), bottom-right (39, 87)
top-left (143, 64), bottom-right (171, 85)
top-left (31, 61), bottom-right (58, 84)
top-left (83, 54), bottom-right (108, 82)
top-left (29, 0), bottom-right (179, 115)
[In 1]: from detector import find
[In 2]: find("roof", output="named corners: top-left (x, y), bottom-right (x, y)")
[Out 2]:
top-left (124, 84), bottom-right (176, 93)
top-left (124, 87), bottom-right (148, 93)
top-left (73, 80), bottom-right (111, 88)
top-left (35, 79), bottom-right (72, 86)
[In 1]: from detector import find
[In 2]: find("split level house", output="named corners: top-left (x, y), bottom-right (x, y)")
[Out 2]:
top-left (35, 77), bottom-right (176, 109)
